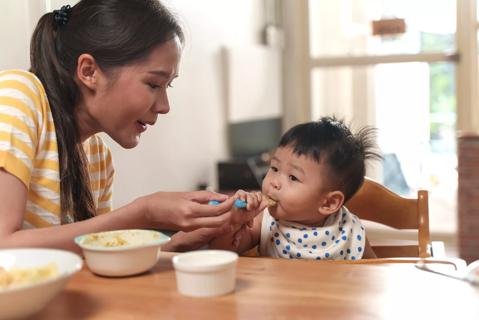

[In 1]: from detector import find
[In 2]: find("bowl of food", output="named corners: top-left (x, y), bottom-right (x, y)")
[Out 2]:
top-left (0, 248), bottom-right (82, 320)
top-left (74, 229), bottom-right (170, 277)
top-left (172, 250), bottom-right (239, 297)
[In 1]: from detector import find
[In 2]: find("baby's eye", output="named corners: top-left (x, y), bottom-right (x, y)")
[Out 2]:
top-left (270, 166), bottom-right (278, 172)
top-left (289, 175), bottom-right (299, 182)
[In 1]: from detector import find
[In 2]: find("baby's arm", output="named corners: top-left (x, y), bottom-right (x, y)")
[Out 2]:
top-left (209, 211), bottom-right (263, 254)
top-left (209, 190), bottom-right (266, 254)
top-left (362, 237), bottom-right (377, 259)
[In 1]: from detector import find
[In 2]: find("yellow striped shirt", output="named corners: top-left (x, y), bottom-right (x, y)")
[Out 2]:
top-left (0, 69), bottom-right (114, 228)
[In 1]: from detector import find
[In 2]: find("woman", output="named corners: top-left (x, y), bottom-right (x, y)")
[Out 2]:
top-left (0, 0), bottom-right (255, 252)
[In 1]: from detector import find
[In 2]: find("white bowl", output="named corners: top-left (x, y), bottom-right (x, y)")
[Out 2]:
top-left (172, 250), bottom-right (239, 297)
top-left (0, 248), bottom-right (82, 320)
top-left (74, 229), bottom-right (170, 277)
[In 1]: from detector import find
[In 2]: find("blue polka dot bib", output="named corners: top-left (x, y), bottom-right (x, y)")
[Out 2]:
top-left (259, 207), bottom-right (366, 260)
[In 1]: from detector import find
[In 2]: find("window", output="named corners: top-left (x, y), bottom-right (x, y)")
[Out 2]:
top-left (286, 0), bottom-right (461, 233)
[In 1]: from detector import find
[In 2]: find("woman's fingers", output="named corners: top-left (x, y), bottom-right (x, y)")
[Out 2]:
top-left (182, 211), bottom-right (233, 231)
top-left (187, 190), bottom-right (229, 204)
top-left (190, 195), bottom-right (236, 218)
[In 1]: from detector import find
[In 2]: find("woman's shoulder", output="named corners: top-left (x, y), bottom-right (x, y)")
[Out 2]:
top-left (0, 69), bottom-right (36, 78)
top-left (0, 69), bottom-right (44, 91)
top-left (0, 69), bottom-right (51, 128)
top-left (0, 69), bottom-right (49, 110)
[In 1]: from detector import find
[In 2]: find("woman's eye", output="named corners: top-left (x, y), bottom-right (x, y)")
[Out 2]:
top-left (147, 83), bottom-right (161, 89)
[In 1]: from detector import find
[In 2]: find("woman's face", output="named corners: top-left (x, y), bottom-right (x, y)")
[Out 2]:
top-left (78, 36), bottom-right (182, 148)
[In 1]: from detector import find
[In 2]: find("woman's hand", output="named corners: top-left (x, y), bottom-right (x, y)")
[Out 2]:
top-left (139, 190), bottom-right (239, 231)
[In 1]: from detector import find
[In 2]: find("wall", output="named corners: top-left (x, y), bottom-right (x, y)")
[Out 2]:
top-left (106, 0), bottom-right (264, 207)
top-left (0, 0), bottom-right (265, 208)
top-left (0, 0), bottom-right (45, 70)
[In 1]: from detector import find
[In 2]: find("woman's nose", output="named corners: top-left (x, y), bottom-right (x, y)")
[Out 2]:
top-left (153, 93), bottom-right (170, 114)
top-left (157, 102), bottom-right (170, 114)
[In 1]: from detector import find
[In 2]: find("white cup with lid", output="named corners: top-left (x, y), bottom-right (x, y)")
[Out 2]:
top-left (172, 250), bottom-right (239, 297)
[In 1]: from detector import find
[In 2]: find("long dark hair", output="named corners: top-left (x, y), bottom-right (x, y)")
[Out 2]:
top-left (30, 0), bottom-right (184, 222)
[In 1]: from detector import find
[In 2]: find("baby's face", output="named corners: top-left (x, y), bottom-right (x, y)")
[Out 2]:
top-left (262, 146), bottom-right (329, 225)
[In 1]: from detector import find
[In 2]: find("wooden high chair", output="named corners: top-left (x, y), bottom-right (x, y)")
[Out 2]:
top-left (342, 177), bottom-right (468, 270)
top-left (243, 177), bottom-right (466, 270)
top-left (345, 177), bottom-right (434, 258)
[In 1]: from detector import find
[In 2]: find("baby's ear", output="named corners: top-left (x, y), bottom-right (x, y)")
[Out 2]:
top-left (317, 191), bottom-right (345, 216)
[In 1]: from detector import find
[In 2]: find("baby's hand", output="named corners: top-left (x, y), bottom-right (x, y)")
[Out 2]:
top-left (230, 190), bottom-right (266, 244)
top-left (234, 190), bottom-right (263, 211)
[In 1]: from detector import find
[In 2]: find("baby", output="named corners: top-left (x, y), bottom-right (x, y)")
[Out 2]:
top-left (210, 116), bottom-right (380, 260)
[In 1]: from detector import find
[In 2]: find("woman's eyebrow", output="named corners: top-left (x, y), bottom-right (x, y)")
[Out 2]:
top-left (148, 70), bottom-right (178, 79)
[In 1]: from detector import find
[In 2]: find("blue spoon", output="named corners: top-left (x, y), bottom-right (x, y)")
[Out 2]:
top-left (208, 199), bottom-right (247, 208)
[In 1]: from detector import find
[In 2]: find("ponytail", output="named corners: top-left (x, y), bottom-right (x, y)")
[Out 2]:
top-left (30, 12), bottom-right (95, 222)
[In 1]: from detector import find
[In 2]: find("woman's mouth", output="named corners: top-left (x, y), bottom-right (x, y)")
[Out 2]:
top-left (136, 121), bottom-right (147, 133)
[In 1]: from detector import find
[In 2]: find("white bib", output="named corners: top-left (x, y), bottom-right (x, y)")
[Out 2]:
top-left (259, 207), bottom-right (366, 260)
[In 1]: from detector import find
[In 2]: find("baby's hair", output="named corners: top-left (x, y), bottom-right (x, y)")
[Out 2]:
top-left (278, 116), bottom-right (382, 201)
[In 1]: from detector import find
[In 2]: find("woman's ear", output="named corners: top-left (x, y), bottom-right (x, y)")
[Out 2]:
top-left (76, 53), bottom-right (100, 90)
top-left (317, 191), bottom-right (345, 216)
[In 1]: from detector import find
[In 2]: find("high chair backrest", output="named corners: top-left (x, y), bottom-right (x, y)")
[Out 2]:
top-left (345, 177), bottom-right (431, 258)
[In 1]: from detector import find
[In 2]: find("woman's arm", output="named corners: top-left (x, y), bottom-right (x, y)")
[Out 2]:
top-left (0, 169), bottom-right (242, 254)
top-left (0, 168), bottom-right (149, 253)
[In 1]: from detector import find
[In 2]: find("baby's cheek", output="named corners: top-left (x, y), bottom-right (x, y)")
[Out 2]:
top-left (272, 201), bottom-right (297, 219)
top-left (282, 196), bottom-right (304, 210)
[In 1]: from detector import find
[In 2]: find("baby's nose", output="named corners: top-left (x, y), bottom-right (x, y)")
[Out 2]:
top-left (271, 180), bottom-right (280, 189)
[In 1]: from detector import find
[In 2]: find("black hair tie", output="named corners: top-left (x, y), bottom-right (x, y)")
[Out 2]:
top-left (53, 5), bottom-right (71, 26)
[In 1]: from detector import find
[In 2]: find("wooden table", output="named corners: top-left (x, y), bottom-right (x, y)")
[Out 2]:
top-left (32, 253), bottom-right (479, 319)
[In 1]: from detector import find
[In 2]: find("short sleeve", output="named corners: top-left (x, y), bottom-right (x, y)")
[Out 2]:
top-left (0, 71), bottom-right (43, 187)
